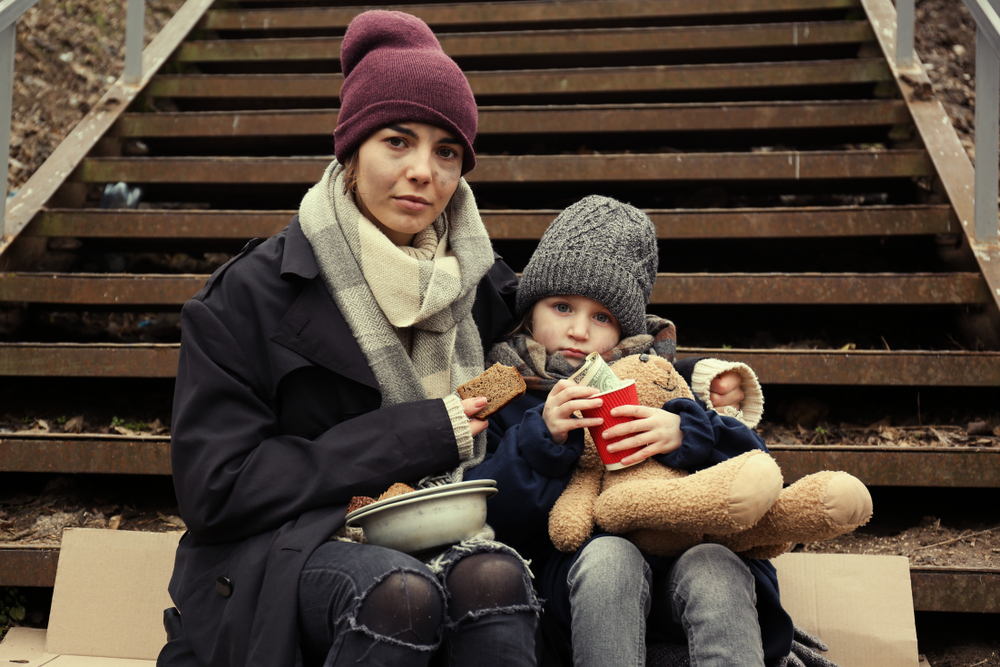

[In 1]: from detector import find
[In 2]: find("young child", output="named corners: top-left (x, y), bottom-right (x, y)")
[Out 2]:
top-left (466, 195), bottom-right (791, 667)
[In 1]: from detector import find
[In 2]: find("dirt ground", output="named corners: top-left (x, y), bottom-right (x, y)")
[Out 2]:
top-left (4, 0), bottom-right (1000, 663)
top-left (7, 0), bottom-right (184, 194)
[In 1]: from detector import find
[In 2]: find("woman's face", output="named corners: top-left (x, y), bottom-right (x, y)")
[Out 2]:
top-left (530, 295), bottom-right (621, 368)
top-left (354, 122), bottom-right (464, 246)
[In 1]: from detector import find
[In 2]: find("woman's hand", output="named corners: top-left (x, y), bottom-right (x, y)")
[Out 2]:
top-left (460, 397), bottom-right (490, 437)
top-left (709, 370), bottom-right (744, 410)
top-left (542, 380), bottom-right (603, 445)
top-left (603, 405), bottom-right (682, 466)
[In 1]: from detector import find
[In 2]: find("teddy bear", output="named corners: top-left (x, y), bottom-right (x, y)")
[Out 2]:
top-left (548, 353), bottom-right (873, 559)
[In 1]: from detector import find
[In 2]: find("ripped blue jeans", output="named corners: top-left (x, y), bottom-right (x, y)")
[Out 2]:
top-left (298, 540), bottom-right (540, 667)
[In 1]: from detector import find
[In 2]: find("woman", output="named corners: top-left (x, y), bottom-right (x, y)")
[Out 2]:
top-left (159, 11), bottom-right (538, 667)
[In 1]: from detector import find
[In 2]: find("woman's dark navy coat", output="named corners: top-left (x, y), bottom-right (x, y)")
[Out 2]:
top-left (165, 217), bottom-right (517, 667)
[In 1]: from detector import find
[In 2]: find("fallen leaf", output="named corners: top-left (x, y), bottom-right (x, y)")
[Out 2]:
top-left (15, 420), bottom-right (50, 434)
top-left (108, 514), bottom-right (122, 530)
top-left (64, 415), bottom-right (85, 433)
top-left (157, 511), bottom-right (186, 528)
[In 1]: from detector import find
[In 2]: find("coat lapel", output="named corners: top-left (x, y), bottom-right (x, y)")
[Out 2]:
top-left (271, 277), bottom-right (379, 392)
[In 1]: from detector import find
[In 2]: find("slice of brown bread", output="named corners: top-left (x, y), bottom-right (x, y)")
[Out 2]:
top-left (377, 482), bottom-right (415, 501)
top-left (347, 495), bottom-right (376, 514)
top-left (456, 363), bottom-right (527, 419)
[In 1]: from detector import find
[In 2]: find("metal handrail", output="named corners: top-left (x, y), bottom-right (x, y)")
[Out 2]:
top-left (896, 0), bottom-right (999, 243)
top-left (2, 0), bottom-right (145, 236)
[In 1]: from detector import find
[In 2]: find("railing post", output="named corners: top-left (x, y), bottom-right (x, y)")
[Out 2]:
top-left (1, 21), bottom-right (14, 237)
top-left (895, 0), bottom-right (915, 69)
top-left (973, 25), bottom-right (999, 243)
top-left (2, 0), bottom-right (43, 236)
top-left (960, 0), bottom-right (1000, 243)
top-left (125, 0), bottom-right (145, 85)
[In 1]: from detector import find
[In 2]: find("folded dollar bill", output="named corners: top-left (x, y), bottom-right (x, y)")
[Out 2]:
top-left (568, 352), bottom-right (625, 393)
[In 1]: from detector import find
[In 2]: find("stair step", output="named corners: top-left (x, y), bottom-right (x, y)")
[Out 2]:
top-left (3, 345), bottom-right (998, 384)
top-left (199, 0), bottom-right (864, 31)
top-left (0, 436), bottom-right (171, 475)
top-left (910, 568), bottom-right (1000, 613)
top-left (1, 544), bottom-right (992, 612)
top-left (31, 209), bottom-right (294, 239)
top-left (76, 150), bottom-right (933, 185)
top-left (0, 436), bottom-right (994, 488)
top-left (145, 60), bottom-right (892, 98)
top-left (0, 344), bottom-right (180, 378)
top-left (0, 547), bottom-right (60, 588)
top-left (770, 447), bottom-right (1000, 487)
top-left (111, 100), bottom-right (912, 138)
top-left (27, 205), bottom-right (956, 240)
top-left (1, 272), bottom-right (988, 306)
top-left (174, 22), bottom-right (874, 62)
top-left (679, 349), bottom-right (1000, 386)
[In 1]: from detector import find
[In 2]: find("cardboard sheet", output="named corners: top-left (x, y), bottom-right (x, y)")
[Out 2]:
top-left (0, 533), bottom-right (921, 666)
top-left (0, 626), bottom-right (48, 664)
top-left (45, 528), bottom-right (181, 662)
top-left (773, 552), bottom-right (920, 667)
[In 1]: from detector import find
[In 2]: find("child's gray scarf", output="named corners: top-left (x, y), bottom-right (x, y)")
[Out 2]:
top-left (487, 315), bottom-right (678, 396)
top-left (298, 161), bottom-right (493, 484)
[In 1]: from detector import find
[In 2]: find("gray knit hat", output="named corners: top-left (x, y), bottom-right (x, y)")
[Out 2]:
top-left (516, 195), bottom-right (658, 338)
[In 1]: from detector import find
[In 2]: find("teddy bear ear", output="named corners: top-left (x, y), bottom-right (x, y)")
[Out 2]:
top-left (647, 355), bottom-right (675, 373)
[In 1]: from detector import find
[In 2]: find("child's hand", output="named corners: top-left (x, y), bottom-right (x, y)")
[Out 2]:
top-left (602, 405), bottom-right (682, 466)
top-left (460, 397), bottom-right (489, 437)
top-left (543, 380), bottom-right (604, 445)
top-left (710, 370), bottom-right (744, 410)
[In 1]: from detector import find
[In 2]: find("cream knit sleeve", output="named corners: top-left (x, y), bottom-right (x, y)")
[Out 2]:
top-left (442, 394), bottom-right (475, 461)
top-left (689, 359), bottom-right (765, 429)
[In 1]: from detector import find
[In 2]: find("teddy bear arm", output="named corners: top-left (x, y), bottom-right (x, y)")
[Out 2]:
top-left (592, 450), bottom-right (783, 536)
top-left (712, 471), bottom-right (873, 555)
top-left (548, 464), bottom-right (604, 552)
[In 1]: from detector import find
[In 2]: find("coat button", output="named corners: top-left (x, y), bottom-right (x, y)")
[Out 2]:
top-left (216, 576), bottom-right (233, 597)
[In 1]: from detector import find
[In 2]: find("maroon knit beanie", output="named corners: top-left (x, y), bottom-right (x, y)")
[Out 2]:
top-left (334, 10), bottom-right (478, 174)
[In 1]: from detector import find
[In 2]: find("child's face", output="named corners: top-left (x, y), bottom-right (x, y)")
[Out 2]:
top-left (530, 295), bottom-right (621, 367)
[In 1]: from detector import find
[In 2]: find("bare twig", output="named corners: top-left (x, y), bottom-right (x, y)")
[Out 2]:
top-left (930, 427), bottom-right (954, 446)
top-left (913, 525), bottom-right (1000, 551)
top-left (0, 529), bottom-right (34, 542)
top-left (946, 333), bottom-right (968, 351)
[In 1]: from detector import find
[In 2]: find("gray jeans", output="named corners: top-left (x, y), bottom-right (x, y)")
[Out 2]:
top-left (567, 538), bottom-right (765, 667)
top-left (298, 540), bottom-right (539, 667)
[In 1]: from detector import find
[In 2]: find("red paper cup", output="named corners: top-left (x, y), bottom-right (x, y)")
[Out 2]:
top-left (580, 379), bottom-right (641, 470)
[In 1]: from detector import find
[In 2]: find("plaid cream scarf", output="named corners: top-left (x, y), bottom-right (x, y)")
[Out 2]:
top-left (299, 161), bottom-right (494, 483)
top-left (486, 315), bottom-right (678, 396)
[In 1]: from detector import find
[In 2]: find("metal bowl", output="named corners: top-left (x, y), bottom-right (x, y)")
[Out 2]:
top-left (346, 484), bottom-right (498, 554)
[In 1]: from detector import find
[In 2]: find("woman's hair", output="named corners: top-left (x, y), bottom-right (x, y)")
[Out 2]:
top-left (342, 151), bottom-right (359, 195)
